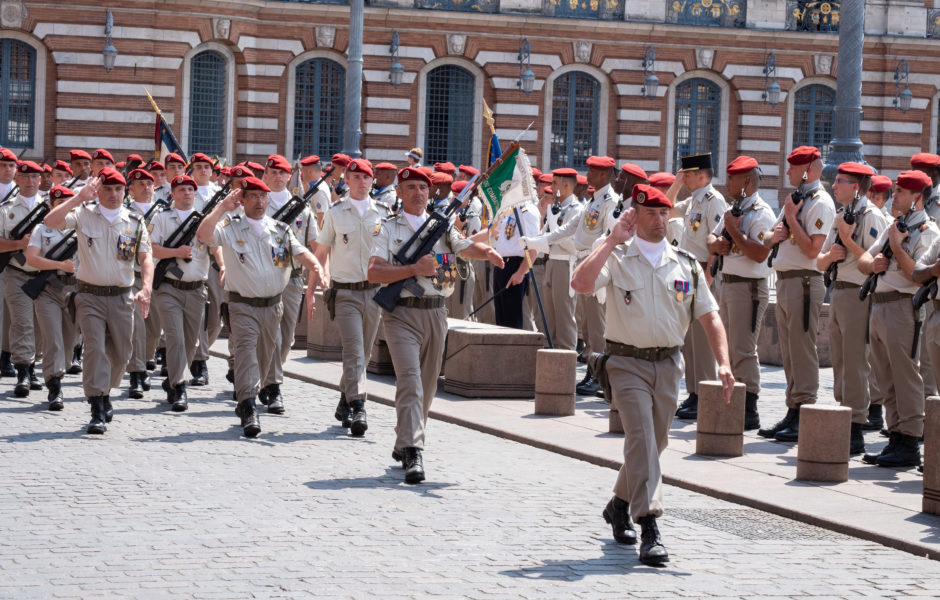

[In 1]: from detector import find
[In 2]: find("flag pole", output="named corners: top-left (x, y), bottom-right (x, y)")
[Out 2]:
top-left (512, 205), bottom-right (552, 348)
top-left (144, 87), bottom-right (162, 116)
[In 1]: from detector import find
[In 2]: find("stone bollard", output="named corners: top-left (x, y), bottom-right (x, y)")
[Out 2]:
top-left (796, 405), bottom-right (852, 482)
top-left (924, 397), bottom-right (940, 515)
top-left (533, 349), bottom-right (577, 416)
top-left (696, 381), bottom-right (746, 457)
top-left (609, 407), bottom-right (623, 434)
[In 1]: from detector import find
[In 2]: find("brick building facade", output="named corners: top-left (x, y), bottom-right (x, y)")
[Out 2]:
top-left (2, 0), bottom-right (940, 202)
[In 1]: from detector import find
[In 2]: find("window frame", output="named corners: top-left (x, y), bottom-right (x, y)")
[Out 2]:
top-left (541, 63), bottom-right (609, 172)
top-left (180, 42), bottom-right (235, 161)
top-left (664, 70), bottom-right (730, 185)
top-left (0, 33), bottom-right (44, 159)
top-left (285, 50), bottom-right (349, 162)
top-left (549, 71), bottom-right (600, 170)
top-left (416, 57), bottom-right (483, 168)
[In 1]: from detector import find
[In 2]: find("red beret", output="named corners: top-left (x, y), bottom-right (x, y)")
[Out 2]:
top-left (0, 148), bottom-right (18, 162)
top-left (576, 174), bottom-right (588, 186)
top-left (434, 162), bottom-right (456, 175)
top-left (220, 167), bottom-right (231, 176)
top-left (190, 152), bottom-right (213, 165)
top-left (530, 167), bottom-right (542, 179)
top-left (910, 153), bottom-right (940, 169)
top-left (116, 162), bottom-right (126, 169)
top-left (347, 158), bottom-right (374, 178)
top-left (586, 155), bottom-right (616, 170)
top-left (128, 168), bottom-right (155, 182)
top-left (164, 153), bottom-right (185, 166)
top-left (552, 168), bottom-right (578, 179)
top-left (450, 180), bottom-right (468, 194)
top-left (229, 166), bottom-right (252, 179)
top-left (265, 154), bottom-right (292, 173)
top-left (896, 170), bottom-right (932, 192)
top-left (726, 155), bottom-right (759, 175)
top-left (213, 163), bottom-right (221, 173)
top-left (98, 168), bottom-right (126, 186)
top-left (125, 154), bottom-right (143, 164)
top-left (542, 186), bottom-right (553, 195)
top-left (786, 146), bottom-right (821, 165)
top-left (648, 172), bottom-right (676, 189)
top-left (246, 161), bottom-right (265, 175)
top-left (17, 161), bottom-right (42, 174)
top-left (49, 186), bottom-right (75, 201)
top-left (240, 176), bottom-right (271, 193)
top-left (398, 167), bottom-right (432, 186)
top-left (632, 183), bottom-right (672, 209)
top-left (620, 163), bottom-right (648, 180)
top-left (300, 154), bottom-right (321, 166)
top-left (537, 173), bottom-right (553, 184)
top-left (431, 172), bottom-right (453, 186)
top-left (92, 149), bottom-right (114, 163)
top-left (148, 160), bottom-right (165, 172)
top-left (52, 160), bottom-right (73, 174)
top-left (331, 153), bottom-right (351, 167)
top-left (837, 162), bottom-right (874, 177)
top-left (418, 166), bottom-right (434, 177)
top-left (69, 149), bottom-right (92, 162)
top-left (374, 162), bottom-right (397, 171)
top-left (171, 174), bottom-right (197, 190)
top-left (42, 163), bottom-right (52, 173)
top-left (458, 165), bottom-right (480, 177)
top-left (870, 174), bottom-right (892, 193)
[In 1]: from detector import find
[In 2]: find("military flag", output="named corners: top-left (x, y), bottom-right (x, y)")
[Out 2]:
top-left (145, 88), bottom-right (187, 163)
top-left (477, 142), bottom-right (538, 223)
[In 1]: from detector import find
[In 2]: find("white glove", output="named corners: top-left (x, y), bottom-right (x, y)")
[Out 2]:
top-left (521, 235), bottom-right (550, 254)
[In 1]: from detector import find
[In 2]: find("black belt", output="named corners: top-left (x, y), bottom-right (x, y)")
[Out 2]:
top-left (776, 269), bottom-right (820, 280)
top-left (57, 274), bottom-right (76, 285)
top-left (778, 270), bottom-right (819, 332)
top-left (290, 267), bottom-right (303, 279)
top-left (165, 279), bottom-right (204, 291)
top-left (606, 340), bottom-right (679, 362)
top-left (721, 274), bottom-right (763, 332)
top-left (229, 291), bottom-right (281, 307)
top-left (872, 291), bottom-right (911, 304)
top-left (77, 282), bottom-right (131, 297)
top-left (395, 296), bottom-right (446, 309)
top-left (533, 256), bottom-right (547, 266)
top-left (833, 281), bottom-right (861, 290)
top-left (333, 281), bottom-right (379, 291)
top-left (721, 274), bottom-right (762, 284)
top-left (7, 265), bottom-right (41, 278)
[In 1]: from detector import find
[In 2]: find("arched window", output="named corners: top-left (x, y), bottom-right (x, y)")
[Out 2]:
top-left (424, 64), bottom-right (474, 166)
top-left (673, 78), bottom-right (721, 168)
top-left (550, 72), bottom-right (599, 169)
top-left (0, 39), bottom-right (36, 148)
top-left (793, 84), bottom-right (835, 162)
top-left (188, 50), bottom-right (227, 156)
top-left (293, 58), bottom-right (345, 158)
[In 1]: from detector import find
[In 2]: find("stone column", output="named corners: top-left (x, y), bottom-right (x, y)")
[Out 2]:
top-left (821, 0), bottom-right (865, 185)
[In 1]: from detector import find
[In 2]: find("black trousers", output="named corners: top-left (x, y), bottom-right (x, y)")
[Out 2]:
top-left (493, 256), bottom-right (528, 330)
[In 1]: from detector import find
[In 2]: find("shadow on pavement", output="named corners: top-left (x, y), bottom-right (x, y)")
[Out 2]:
top-left (498, 541), bottom-right (692, 579)
top-left (305, 469), bottom-right (455, 499)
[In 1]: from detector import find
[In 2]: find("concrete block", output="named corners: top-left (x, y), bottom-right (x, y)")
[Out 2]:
top-left (609, 407), bottom-right (623, 434)
top-left (925, 397), bottom-right (940, 515)
top-left (796, 405), bottom-right (852, 483)
top-left (534, 392), bottom-right (575, 416)
top-left (696, 381), bottom-right (746, 457)
top-left (443, 318), bottom-right (544, 398)
top-left (306, 291), bottom-right (342, 360)
top-left (534, 350), bottom-right (577, 416)
top-left (758, 300), bottom-right (831, 368)
top-left (367, 322), bottom-right (395, 376)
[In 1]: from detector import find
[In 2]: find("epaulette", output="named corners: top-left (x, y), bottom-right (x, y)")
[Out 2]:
top-left (676, 248), bottom-right (697, 263)
top-left (0, 197), bottom-right (13, 208)
top-left (274, 220), bottom-right (290, 231)
top-left (704, 191), bottom-right (715, 202)
top-left (127, 212), bottom-right (141, 222)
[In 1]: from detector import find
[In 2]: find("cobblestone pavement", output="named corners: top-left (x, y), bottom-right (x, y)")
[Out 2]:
top-left (1, 357), bottom-right (939, 600)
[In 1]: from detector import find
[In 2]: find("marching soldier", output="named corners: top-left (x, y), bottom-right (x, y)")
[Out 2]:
top-left (456, 165), bottom-right (479, 183)
top-left (869, 174), bottom-right (893, 216)
top-left (758, 146), bottom-right (835, 442)
top-left (164, 153), bottom-right (186, 181)
top-left (51, 160), bottom-right (72, 188)
top-left (25, 185), bottom-right (79, 411)
top-left (195, 177), bottom-right (325, 438)
top-left (300, 155), bottom-right (331, 227)
top-left (125, 169), bottom-right (164, 399)
top-left (372, 163), bottom-right (399, 211)
top-left (68, 150), bottom-right (92, 188)
top-left (571, 183), bottom-right (733, 566)
top-left (0, 160), bottom-right (47, 396)
top-left (150, 160), bottom-right (171, 205)
top-left (90, 149), bottom-right (115, 177)
top-left (313, 158), bottom-right (386, 435)
top-left (150, 174), bottom-right (213, 412)
top-left (909, 153), bottom-right (940, 397)
top-left (706, 156), bottom-right (775, 430)
top-left (259, 154), bottom-right (319, 414)
top-left (0, 147), bottom-right (19, 377)
top-left (189, 152), bottom-right (219, 212)
top-left (816, 162), bottom-right (887, 455)
top-left (43, 169), bottom-right (154, 435)
top-left (668, 153), bottom-right (727, 421)
top-left (368, 166), bottom-right (504, 483)
top-left (861, 170), bottom-right (938, 468)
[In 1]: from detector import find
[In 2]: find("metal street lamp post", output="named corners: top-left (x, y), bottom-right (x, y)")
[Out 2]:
top-left (822, 0), bottom-right (865, 184)
top-left (343, 0), bottom-right (364, 158)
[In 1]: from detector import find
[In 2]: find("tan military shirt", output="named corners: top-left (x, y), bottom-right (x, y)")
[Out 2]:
top-left (311, 186), bottom-right (331, 216)
top-left (371, 212), bottom-right (473, 298)
top-left (65, 203), bottom-right (151, 287)
top-left (540, 194), bottom-right (583, 259)
top-left (541, 184), bottom-right (618, 253)
top-left (871, 210), bottom-right (940, 295)
top-left (318, 198), bottom-right (389, 283)
top-left (194, 182), bottom-right (220, 213)
top-left (0, 194), bottom-right (47, 272)
top-left (680, 183), bottom-right (728, 262)
top-left (372, 185), bottom-right (398, 211)
top-left (265, 189), bottom-right (319, 270)
top-left (711, 193), bottom-right (776, 279)
top-left (209, 214), bottom-right (308, 298)
top-left (820, 199), bottom-right (887, 286)
top-left (593, 240), bottom-right (718, 348)
top-left (150, 208), bottom-right (211, 282)
top-left (28, 223), bottom-right (78, 276)
top-left (772, 182), bottom-right (836, 272)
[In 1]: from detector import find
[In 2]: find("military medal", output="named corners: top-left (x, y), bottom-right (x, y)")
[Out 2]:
top-left (674, 280), bottom-right (689, 301)
top-left (504, 216), bottom-right (516, 239)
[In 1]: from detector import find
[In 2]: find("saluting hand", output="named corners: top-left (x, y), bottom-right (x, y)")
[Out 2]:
top-left (609, 207), bottom-right (636, 244)
top-left (76, 177), bottom-right (101, 202)
top-left (219, 189), bottom-right (242, 213)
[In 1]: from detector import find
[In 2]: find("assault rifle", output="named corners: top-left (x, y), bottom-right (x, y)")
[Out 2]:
top-left (271, 167), bottom-right (333, 226)
top-left (823, 196), bottom-right (861, 288)
top-left (858, 205), bottom-right (916, 301)
top-left (913, 277), bottom-right (938, 311)
top-left (373, 173), bottom-right (480, 312)
top-left (767, 172), bottom-right (808, 268)
top-left (710, 190), bottom-right (746, 278)
top-left (21, 231), bottom-right (77, 300)
top-left (0, 200), bottom-right (50, 273)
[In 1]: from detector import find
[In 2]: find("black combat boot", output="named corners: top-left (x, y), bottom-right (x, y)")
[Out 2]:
top-left (636, 515), bottom-right (669, 566)
top-left (744, 392), bottom-right (760, 431)
top-left (265, 384), bottom-right (284, 414)
top-left (675, 393), bottom-right (698, 420)
top-left (189, 360), bottom-right (208, 386)
top-left (235, 398), bottom-right (261, 438)
top-left (403, 447), bottom-right (425, 484)
top-left (348, 399), bottom-right (368, 437)
top-left (758, 407), bottom-right (799, 439)
top-left (128, 372), bottom-right (144, 399)
top-left (862, 403), bottom-right (884, 432)
top-left (67, 344), bottom-right (83, 375)
top-left (14, 364), bottom-right (30, 397)
top-left (162, 378), bottom-right (176, 404)
top-left (28, 363), bottom-right (42, 390)
top-left (102, 396), bottom-right (113, 423)
top-left (875, 433), bottom-right (921, 468)
top-left (139, 370), bottom-right (151, 391)
top-left (335, 393), bottom-right (351, 428)
top-left (0, 350), bottom-right (15, 377)
top-left (602, 496), bottom-right (637, 544)
top-left (850, 422), bottom-right (865, 456)
top-left (863, 431), bottom-right (899, 465)
top-left (86, 397), bottom-right (107, 434)
top-left (46, 377), bottom-right (64, 411)
top-left (172, 383), bottom-right (188, 412)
